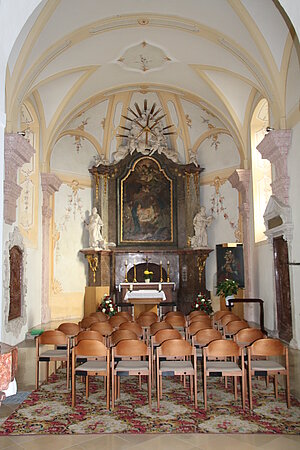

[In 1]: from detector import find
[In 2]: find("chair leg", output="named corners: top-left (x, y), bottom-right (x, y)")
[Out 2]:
top-left (46, 361), bottom-right (49, 382)
top-left (111, 372), bottom-right (115, 410)
top-left (190, 375), bottom-right (193, 399)
top-left (117, 376), bottom-right (120, 399)
top-left (286, 373), bottom-right (291, 408)
top-left (106, 371), bottom-right (110, 410)
top-left (248, 370), bottom-right (253, 410)
top-left (204, 372), bottom-right (207, 411)
top-left (241, 375), bottom-right (245, 410)
top-left (194, 371), bottom-right (198, 409)
top-left (148, 374), bottom-right (151, 408)
top-left (234, 376), bottom-right (237, 400)
top-left (274, 374), bottom-right (278, 399)
top-left (35, 360), bottom-right (39, 389)
top-left (160, 375), bottom-right (162, 399)
top-left (72, 371), bottom-right (76, 407)
top-left (86, 375), bottom-right (89, 398)
top-left (66, 358), bottom-right (70, 389)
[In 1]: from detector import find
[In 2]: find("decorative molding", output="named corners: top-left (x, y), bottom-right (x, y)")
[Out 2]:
top-left (4, 133), bottom-right (35, 225)
top-left (257, 130), bottom-right (292, 205)
top-left (228, 169), bottom-right (251, 297)
top-left (41, 173), bottom-right (62, 323)
top-left (3, 227), bottom-right (28, 338)
top-left (264, 195), bottom-right (293, 243)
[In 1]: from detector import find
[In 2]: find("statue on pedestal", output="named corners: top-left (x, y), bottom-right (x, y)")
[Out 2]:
top-left (86, 207), bottom-right (104, 249)
top-left (190, 206), bottom-right (214, 248)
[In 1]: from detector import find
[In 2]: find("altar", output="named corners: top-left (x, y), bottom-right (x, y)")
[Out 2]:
top-left (124, 289), bottom-right (166, 319)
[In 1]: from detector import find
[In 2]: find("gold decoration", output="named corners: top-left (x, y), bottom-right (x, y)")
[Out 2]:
top-left (197, 255), bottom-right (207, 287)
top-left (185, 172), bottom-right (190, 195)
top-left (138, 18), bottom-right (149, 25)
top-left (94, 173), bottom-right (100, 200)
top-left (124, 260), bottom-right (128, 282)
top-left (160, 261), bottom-right (163, 282)
top-left (167, 261), bottom-right (170, 282)
top-left (185, 114), bottom-right (192, 128)
top-left (86, 254), bottom-right (98, 284)
top-left (133, 262), bottom-right (137, 283)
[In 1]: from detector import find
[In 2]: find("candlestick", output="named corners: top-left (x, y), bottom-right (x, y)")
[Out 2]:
top-left (133, 262), bottom-right (137, 283)
top-left (167, 261), bottom-right (170, 282)
top-left (124, 260), bottom-right (128, 282)
top-left (129, 283), bottom-right (133, 291)
top-left (158, 282), bottom-right (162, 291)
top-left (160, 261), bottom-right (163, 282)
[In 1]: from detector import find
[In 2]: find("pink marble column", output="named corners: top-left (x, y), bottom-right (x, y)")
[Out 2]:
top-left (228, 169), bottom-right (251, 298)
top-left (41, 173), bottom-right (62, 323)
top-left (4, 133), bottom-right (35, 224)
top-left (257, 130), bottom-right (292, 205)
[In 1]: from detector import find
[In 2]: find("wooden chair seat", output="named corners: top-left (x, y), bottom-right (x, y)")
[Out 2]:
top-left (206, 361), bottom-right (243, 374)
top-left (75, 360), bottom-right (108, 373)
top-left (115, 360), bottom-right (150, 372)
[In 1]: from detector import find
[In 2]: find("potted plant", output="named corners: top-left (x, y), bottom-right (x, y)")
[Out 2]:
top-left (216, 279), bottom-right (239, 307)
top-left (144, 269), bottom-right (153, 283)
top-left (97, 294), bottom-right (117, 317)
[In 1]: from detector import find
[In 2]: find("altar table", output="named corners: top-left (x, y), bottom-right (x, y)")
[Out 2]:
top-left (124, 289), bottom-right (166, 319)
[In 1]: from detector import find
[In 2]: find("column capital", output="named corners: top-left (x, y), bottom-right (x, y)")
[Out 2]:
top-left (41, 173), bottom-right (62, 195)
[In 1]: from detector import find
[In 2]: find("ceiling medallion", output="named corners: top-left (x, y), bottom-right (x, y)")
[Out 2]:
top-left (112, 100), bottom-right (178, 163)
top-left (118, 41), bottom-right (171, 73)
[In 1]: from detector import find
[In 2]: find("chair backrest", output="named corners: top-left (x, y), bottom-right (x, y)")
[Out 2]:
top-left (75, 330), bottom-right (105, 345)
top-left (248, 338), bottom-right (286, 357)
top-left (138, 311), bottom-right (158, 319)
top-left (189, 315), bottom-right (211, 325)
top-left (113, 339), bottom-right (149, 357)
top-left (57, 322), bottom-right (80, 336)
top-left (137, 315), bottom-right (158, 327)
top-left (213, 310), bottom-right (229, 321)
top-left (152, 328), bottom-right (182, 345)
top-left (188, 310), bottom-right (208, 320)
top-left (224, 320), bottom-right (248, 336)
top-left (220, 314), bottom-right (239, 327)
top-left (110, 329), bottom-right (138, 346)
top-left (109, 315), bottom-right (128, 328)
top-left (158, 338), bottom-right (194, 357)
top-left (234, 328), bottom-right (264, 347)
top-left (205, 339), bottom-right (241, 357)
top-left (79, 316), bottom-right (99, 329)
top-left (164, 311), bottom-right (185, 319)
top-left (73, 339), bottom-right (108, 357)
top-left (115, 311), bottom-right (133, 321)
top-left (119, 321), bottom-right (143, 336)
top-left (187, 322), bottom-right (212, 337)
top-left (90, 321), bottom-right (113, 336)
top-left (38, 329), bottom-right (68, 345)
top-left (192, 328), bottom-right (222, 346)
top-left (149, 321), bottom-right (173, 335)
top-left (89, 312), bottom-right (108, 322)
top-left (165, 315), bottom-right (186, 327)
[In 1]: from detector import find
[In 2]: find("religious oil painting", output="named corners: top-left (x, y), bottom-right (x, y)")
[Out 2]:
top-left (120, 156), bottom-right (174, 244)
top-left (216, 244), bottom-right (245, 288)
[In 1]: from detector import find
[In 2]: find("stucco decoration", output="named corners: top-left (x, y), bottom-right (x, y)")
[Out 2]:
top-left (228, 169), bottom-right (251, 298)
top-left (41, 173), bottom-right (62, 323)
top-left (118, 41), bottom-right (171, 73)
top-left (4, 133), bottom-right (35, 225)
top-left (264, 195), bottom-right (293, 243)
top-left (3, 227), bottom-right (28, 337)
top-left (257, 130), bottom-right (292, 205)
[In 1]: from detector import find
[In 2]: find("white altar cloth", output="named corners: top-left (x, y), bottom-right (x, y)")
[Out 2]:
top-left (124, 289), bottom-right (166, 302)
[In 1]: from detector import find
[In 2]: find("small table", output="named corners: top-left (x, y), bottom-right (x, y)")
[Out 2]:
top-left (124, 290), bottom-right (166, 319)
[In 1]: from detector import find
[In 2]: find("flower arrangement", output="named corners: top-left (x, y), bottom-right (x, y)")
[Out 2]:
top-left (216, 279), bottom-right (239, 297)
top-left (191, 293), bottom-right (213, 315)
top-left (144, 269), bottom-right (153, 282)
top-left (97, 294), bottom-right (117, 317)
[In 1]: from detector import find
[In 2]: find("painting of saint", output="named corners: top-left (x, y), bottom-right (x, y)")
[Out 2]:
top-left (120, 157), bottom-right (174, 243)
top-left (216, 244), bottom-right (245, 287)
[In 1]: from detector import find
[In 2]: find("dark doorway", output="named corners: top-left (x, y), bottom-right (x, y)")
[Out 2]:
top-left (273, 236), bottom-right (293, 343)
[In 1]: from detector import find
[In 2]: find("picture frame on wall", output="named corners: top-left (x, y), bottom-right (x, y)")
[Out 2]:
top-left (216, 243), bottom-right (245, 288)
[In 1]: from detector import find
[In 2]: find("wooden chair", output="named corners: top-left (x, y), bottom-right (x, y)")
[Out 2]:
top-left (138, 311), bottom-right (158, 319)
top-left (74, 330), bottom-right (105, 345)
top-left (110, 329), bottom-right (138, 346)
top-left (57, 322), bottom-right (81, 337)
top-left (247, 338), bottom-right (290, 409)
top-left (156, 339), bottom-right (197, 409)
top-left (164, 311), bottom-right (185, 320)
top-left (89, 312), bottom-right (108, 322)
top-left (187, 310), bottom-right (209, 325)
top-left (212, 310), bottom-right (230, 328)
top-left (203, 339), bottom-right (245, 410)
top-left (165, 315), bottom-right (186, 336)
top-left (192, 328), bottom-right (222, 350)
top-left (137, 314), bottom-right (159, 342)
top-left (234, 328), bottom-right (265, 348)
top-left (186, 321), bottom-right (212, 341)
top-left (111, 339), bottom-right (151, 409)
top-left (71, 339), bottom-right (110, 408)
top-left (119, 321), bottom-right (143, 339)
top-left (151, 328), bottom-right (183, 385)
top-left (149, 321), bottom-right (173, 336)
top-left (79, 316), bottom-right (99, 329)
top-left (108, 315), bottom-right (128, 329)
top-left (223, 320), bottom-right (249, 338)
top-left (188, 315), bottom-right (211, 326)
top-left (36, 330), bottom-right (70, 389)
top-left (90, 322), bottom-right (113, 346)
top-left (218, 313), bottom-right (240, 331)
top-left (115, 311), bottom-right (133, 321)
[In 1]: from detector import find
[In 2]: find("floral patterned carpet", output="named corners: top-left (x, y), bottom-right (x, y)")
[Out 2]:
top-left (0, 370), bottom-right (299, 435)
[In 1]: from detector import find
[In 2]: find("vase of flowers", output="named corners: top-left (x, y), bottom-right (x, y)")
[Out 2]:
top-left (216, 279), bottom-right (239, 306)
top-left (144, 269), bottom-right (153, 283)
top-left (191, 293), bottom-right (213, 315)
top-left (97, 294), bottom-right (117, 317)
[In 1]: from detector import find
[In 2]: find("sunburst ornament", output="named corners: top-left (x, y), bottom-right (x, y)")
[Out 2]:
top-left (117, 100), bottom-right (176, 156)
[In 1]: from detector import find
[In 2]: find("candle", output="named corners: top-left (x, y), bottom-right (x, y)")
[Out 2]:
top-left (167, 260), bottom-right (169, 265)
top-left (158, 283), bottom-right (162, 291)
top-left (125, 260), bottom-right (128, 265)
top-left (160, 260), bottom-right (162, 265)
top-left (130, 283), bottom-right (133, 291)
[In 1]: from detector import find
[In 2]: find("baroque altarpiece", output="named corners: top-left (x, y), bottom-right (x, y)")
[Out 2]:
top-left (82, 151), bottom-right (212, 314)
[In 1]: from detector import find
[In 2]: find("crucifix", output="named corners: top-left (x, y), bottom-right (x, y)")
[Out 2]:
top-left (143, 255), bottom-right (151, 270)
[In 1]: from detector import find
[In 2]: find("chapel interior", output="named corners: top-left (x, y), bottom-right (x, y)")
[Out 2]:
top-left (0, 0), bottom-right (300, 448)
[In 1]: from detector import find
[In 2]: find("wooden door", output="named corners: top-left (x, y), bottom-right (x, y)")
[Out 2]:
top-left (273, 236), bottom-right (292, 343)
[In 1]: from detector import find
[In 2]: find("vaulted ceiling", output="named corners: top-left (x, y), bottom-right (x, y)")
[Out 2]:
top-left (5, 0), bottom-right (297, 166)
